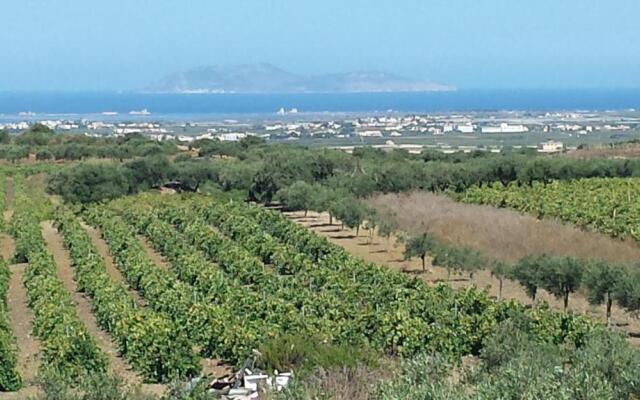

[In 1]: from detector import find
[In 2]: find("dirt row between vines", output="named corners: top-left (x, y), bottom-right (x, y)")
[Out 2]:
top-left (40, 221), bottom-right (147, 388)
top-left (288, 210), bottom-right (640, 345)
top-left (132, 226), bottom-right (232, 378)
top-left (0, 233), bottom-right (41, 400)
top-left (86, 219), bottom-right (231, 378)
top-left (80, 221), bottom-right (148, 307)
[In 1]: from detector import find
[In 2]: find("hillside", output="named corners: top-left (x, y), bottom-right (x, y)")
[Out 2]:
top-left (149, 63), bottom-right (454, 93)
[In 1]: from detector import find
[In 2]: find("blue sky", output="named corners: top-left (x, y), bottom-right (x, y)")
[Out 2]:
top-left (1, 0), bottom-right (639, 91)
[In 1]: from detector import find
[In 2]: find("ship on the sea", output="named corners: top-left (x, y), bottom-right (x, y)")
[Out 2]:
top-left (129, 108), bottom-right (151, 115)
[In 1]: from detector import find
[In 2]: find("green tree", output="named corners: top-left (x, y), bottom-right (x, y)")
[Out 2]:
top-left (404, 233), bottom-right (438, 273)
top-left (277, 181), bottom-right (315, 216)
top-left (6, 146), bottom-right (29, 163)
top-left (511, 256), bottom-right (543, 306)
top-left (334, 198), bottom-right (367, 236)
top-left (47, 164), bottom-right (132, 203)
top-left (249, 170), bottom-right (279, 204)
top-left (125, 155), bottom-right (174, 191)
top-left (173, 161), bottom-right (215, 192)
top-left (613, 270), bottom-right (640, 316)
top-left (16, 123), bottom-right (55, 146)
top-left (0, 129), bottom-right (10, 144)
top-left (584, 262), bottom-right (626, 325)
top-left (377, 210), bottom-right (398, 251)
top-left (35, 149), bottom-right (54, 161)
top-left (538, 256), bottom-right (584, 311)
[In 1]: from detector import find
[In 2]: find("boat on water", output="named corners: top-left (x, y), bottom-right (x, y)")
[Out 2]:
top-left (129, 108), bottom-right (151, 115)
top-left (102, 111), bottom-right (118, 116)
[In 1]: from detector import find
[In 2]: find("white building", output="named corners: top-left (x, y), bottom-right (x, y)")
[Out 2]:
top-left (357, 130), bottom-right (383, 137)
top-left (538, 140), bottom-right (565, 153)
top-left (457, 123), bottom-right (475, 133)
top-left (219, 133), bottom-right (247, 142)
top-left (482, 123), bottom-right (529, 134)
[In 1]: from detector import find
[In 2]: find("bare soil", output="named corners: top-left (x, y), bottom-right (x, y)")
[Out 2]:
top-left (137, 235), bottom-right (170, 271)
top-left (79, 221), bottom-right (147, 307)
top-left (367, 191), bottom-right (640, 264)
top-left (41, 221), bottom-right (144, 387)
top-left (5, 264), bottom-right (41, 387)
top-left (135, 232), bottom-right (232, 378)
top-left (289, 210), bottom-right (640, 345)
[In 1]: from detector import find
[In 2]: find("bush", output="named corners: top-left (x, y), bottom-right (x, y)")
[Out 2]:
top-left (256, 334), bottom-right (378, 374)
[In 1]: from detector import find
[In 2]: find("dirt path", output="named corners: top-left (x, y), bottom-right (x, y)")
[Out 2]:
top-left (79, 222), bottom-right (146, 306)
top-left (135, 234), bottom-right (232, 378)
top-left (137, 235), bottom-right (170, 271)
top-left (41, 221), bottom-right (143, 386)
top-left (0, 234), bottom-right (15, 262)
top-left (5, 263), bottom-right (40, 387)
top-left (290, 210), bottom-right (640, 344)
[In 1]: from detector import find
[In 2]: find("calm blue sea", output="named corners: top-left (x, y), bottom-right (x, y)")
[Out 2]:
top-left (0, 90), bottom-right (638, 120)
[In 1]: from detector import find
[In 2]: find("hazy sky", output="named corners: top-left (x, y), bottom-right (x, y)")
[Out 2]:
top-left (2, 0), bottom-right (639, 91)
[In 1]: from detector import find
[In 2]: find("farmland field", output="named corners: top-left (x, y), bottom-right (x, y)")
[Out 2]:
top-left (0, 133), bottom-right (639, 398)
top-left (460, 178), bottom-right (640, 242)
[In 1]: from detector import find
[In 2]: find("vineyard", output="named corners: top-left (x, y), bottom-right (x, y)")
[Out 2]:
top-left (0, 170), bottom-right (638, 398)
top-left (460, 178), bottom-right (640, 242)
top-left (103, 193), bottom-right (598, 360)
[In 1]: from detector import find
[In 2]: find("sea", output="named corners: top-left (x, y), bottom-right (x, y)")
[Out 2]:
top-left (0, 89), bottom-right (638, 122)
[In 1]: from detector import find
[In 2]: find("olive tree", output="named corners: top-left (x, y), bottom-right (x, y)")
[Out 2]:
top-left (537, 256), bottom-right (584, 311)
top-left (404, 233), bottom-right (438, 273)
top-left (583, 261), bottom-right (626, 325)
top-left (511, 255), bottom-right (544, 306)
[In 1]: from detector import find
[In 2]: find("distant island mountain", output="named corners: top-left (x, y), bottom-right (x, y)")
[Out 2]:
top-left (148, 63), bottom-right (454, 94)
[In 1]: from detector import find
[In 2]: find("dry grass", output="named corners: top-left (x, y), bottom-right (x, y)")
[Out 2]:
top-left (565, 143), bottom-right (640, 159)
top-left (367, 191), bottom-right (640, 264)
top-left (268, 363), bottom-right (395, 400)
top-left (290, 210), bottom-right (640, 345)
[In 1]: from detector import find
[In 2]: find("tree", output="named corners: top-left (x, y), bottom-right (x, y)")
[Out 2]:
top-left (404, 233), bottom-right (438, 273)
top-left (537, 256), bottom-right (584, 311)
top-left (613, 270), bottom-right (640, 317)
top-left (47, 164), bottom-right (132, 203)
top-left (333, 198), bottom-right (367, 236)
top-left (457, 246), bottom-right (485, 280)
top-left (125, 155), bottom-right (174, 191)
top-left (277, 181), bottom-right (315, 216)
top-left (35, 149), bottom-right (54, 161)
top-left (174, 161), bottom-right (215, 192)
top-left (362, 208), bottom-right (378, 244)
top-left (16, 123), bottom-right (55, 146)
top-left (490, 261), bottom-right (512, 300)
top-left (5, 146), bottom-right (29, 163)
top-left (511, 256), bottom-right (544, 306)
top-left (377, 211), bottom-right (399, 251)
top-left (249, 170), bottom-right (279, 204)
top-left (584, 262), bottom-right (626, 325)
top-left (0, 129), bottom-right (10, 144)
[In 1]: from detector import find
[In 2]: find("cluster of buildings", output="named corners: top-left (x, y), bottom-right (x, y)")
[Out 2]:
top-left (1, 111), bottom-right (639, 155)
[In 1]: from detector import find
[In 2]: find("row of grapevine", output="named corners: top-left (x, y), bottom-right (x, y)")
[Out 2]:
top-left (113, 197), bottom-right (440, 354)
top-left (0, 173), bottom-right (21, 392)
top-left (81, 206), bottom-right (277, 363)
top-left (145, 203), bottom-right (411, 352)
top-left (54, 209), bottom-right (201, 382)
top-left (105, 206), bottom-right (303, 361)
top-left (0, 258), bottom-right (21, 391)
top-left (11, 179), bottom-right (108, 382)
top-left (460, 179), bottom-right (640, 241)
top-left (109, 194), bottom-right (598, 359)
